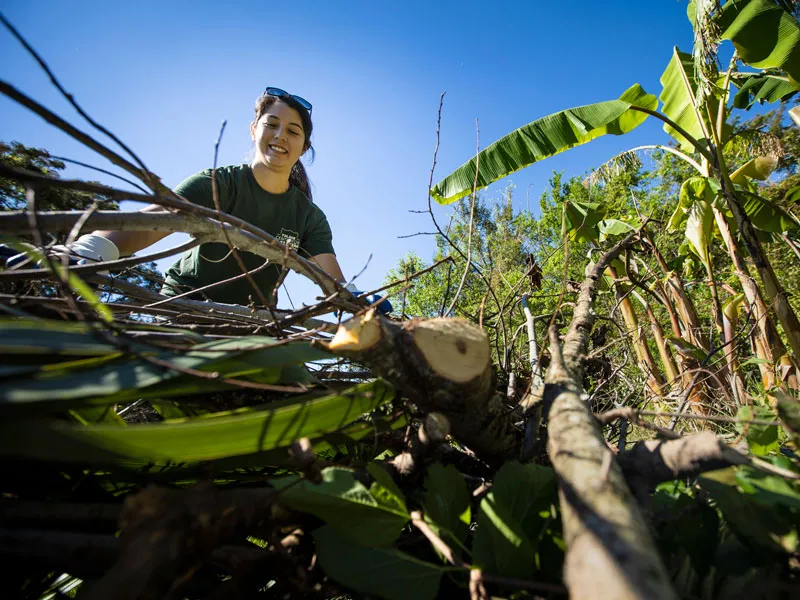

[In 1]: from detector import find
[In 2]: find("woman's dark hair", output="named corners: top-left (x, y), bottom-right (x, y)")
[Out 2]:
top-left (252, 93), bottom-right (315, 201)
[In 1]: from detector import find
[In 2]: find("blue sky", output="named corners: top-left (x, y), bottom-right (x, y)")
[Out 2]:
top-left (1, 1), bottom-right (699, 310)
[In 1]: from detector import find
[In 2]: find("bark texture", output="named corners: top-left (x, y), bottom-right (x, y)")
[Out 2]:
top-left (543, 230), bottom-right (678, 600)
top-left (328, 311), bottom-right (521, 460)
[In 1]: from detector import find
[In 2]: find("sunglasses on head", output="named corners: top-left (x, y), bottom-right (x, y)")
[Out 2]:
top-left (265, 87), bottom-right (312, 115)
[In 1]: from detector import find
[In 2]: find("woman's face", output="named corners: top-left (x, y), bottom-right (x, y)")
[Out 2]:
top-left (250, 101), bottom-right (307, 172)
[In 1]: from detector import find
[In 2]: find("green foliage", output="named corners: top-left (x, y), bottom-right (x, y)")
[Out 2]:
top-left (700, 466), bottom-right (800, 556)
top-left (430, 84), bottom-right (657, 204)
top-left (472, 462), bottom-right (558, 578)
top-left (0, 141), bottom-right (118, 212)
top-left (313, 525), bottom-right (446, 600)
top-left (736, 405), bottom-right (781, 456)
top-left (273, 466), bottom-right (408, 547)
top-left (422, 463), bottom-right (471, 556)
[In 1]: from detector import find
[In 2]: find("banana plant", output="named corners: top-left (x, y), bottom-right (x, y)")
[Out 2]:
top-left (432, 0), bottom-right (800, 366)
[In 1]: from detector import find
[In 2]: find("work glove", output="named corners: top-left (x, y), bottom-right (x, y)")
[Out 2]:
top-left (345, 283), bottom-right (393, 315)
top-left (1, 234), bottom-right (120, 271)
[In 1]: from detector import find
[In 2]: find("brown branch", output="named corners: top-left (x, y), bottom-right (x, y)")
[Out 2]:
top-left (0, 166), bottom-right (343, 297)
top-left (326, 310), bottom-right (521, 460)
top-left (541, 225), bottom-right (678, 600)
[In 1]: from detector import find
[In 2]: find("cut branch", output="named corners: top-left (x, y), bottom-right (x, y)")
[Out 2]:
top-left (327, 310), bottom-right (521, 460)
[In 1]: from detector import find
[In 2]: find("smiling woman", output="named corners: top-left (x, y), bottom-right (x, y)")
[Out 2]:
top-left (48, 88), bottom-right (391, 311)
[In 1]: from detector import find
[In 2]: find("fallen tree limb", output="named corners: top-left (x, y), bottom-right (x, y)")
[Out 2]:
top-left (327, 311), bottom-right (521, 460)
top-left (0, 209), bottom-right (340, 296)
top-left (542, 228), bottom-right (678, 600)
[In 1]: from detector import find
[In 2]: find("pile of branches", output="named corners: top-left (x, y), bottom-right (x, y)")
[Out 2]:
top-left (1, 12), bottom-right (800, 600)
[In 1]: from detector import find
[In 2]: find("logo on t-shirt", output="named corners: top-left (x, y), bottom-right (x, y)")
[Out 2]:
top-left (277, 228), bottom-right (300, 251)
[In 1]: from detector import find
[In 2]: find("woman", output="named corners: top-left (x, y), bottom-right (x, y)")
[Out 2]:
top-left (49, 87), bottom-right (388, 311)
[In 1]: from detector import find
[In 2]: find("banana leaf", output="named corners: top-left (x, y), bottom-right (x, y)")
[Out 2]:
top-left (731, 71), bottom-right (798, 109)
top-left (0, 379), bottom-right (394, 465)
top-left (717, 0), bottom-right (800, 85)
top-left (659, 48), bottom-right (729, 152)
top-left (1, 332), bottom-right (330, 412)
top-left (430, 84), bottom-right (657, 204)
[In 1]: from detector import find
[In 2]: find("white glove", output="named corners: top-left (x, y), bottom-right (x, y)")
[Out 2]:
top-left (51, 234), bottom-right (120, 264)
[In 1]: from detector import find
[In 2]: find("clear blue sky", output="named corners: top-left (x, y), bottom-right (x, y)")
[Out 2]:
top-left (1, 0), bottom-right (698, 309)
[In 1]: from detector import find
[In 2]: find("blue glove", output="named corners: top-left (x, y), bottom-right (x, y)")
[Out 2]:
top-left (345, 283), bottom-right (393, 315)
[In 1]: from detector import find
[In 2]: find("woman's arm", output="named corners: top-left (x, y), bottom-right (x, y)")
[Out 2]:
top-left (311, 252), bottom-right (346, 283)
top-left (93, 204), bottom-right (172, 256)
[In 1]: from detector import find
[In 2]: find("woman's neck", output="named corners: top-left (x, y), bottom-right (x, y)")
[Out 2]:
top-left (250, 160), bottom-right (291, 194)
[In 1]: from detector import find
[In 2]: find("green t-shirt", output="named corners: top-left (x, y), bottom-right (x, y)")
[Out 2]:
top-left (162, 164), bottom-right (334, 305)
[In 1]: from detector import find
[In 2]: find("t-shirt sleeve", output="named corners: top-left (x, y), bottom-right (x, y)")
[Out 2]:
top-left (301, 205), bottom-right (335, 257)
top-left (173, 169), bottom-right (233, 213)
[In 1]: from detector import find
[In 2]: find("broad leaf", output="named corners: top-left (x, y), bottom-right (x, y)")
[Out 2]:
top-left (0, 379), bottom-right (394, 465)
top-left (731, 71), bottom-right (798, 109)
top-left (598, 218), bottom-right (637, 241)
top-left (659, 47), bottom-right (732, 151)
top-left (472, 462), bottom-right (556, 578)
top-left (717, 0), bottom-right (800, 85)
top-left (313, 525), bottom-right (444, 600)
top-left (0, 334), bottom-right (329, 410)
top-left (735, 189), bottom-right (800, 233)
top-left (422, 463), bottom-right (471, 556)
top-left (430, 84), bottom-right (657, 204)
top-left (367, 462), bottom-right (408, 516)
top-left (736, 405), bottom-right (779, 456)
top-left (700, 467), bottom-right (798, 555)
top-left (273, 465), bottom-right (408, 547)
top-left (659, 48), bottom-right (712, 152)
top-left (668, 177), bottom-right (715, 265)
top-left (564, 199), bottom-right (606, 242)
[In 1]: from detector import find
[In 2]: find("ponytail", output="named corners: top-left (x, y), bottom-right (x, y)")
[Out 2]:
top-left (290, 160), bottom-right (313, 202)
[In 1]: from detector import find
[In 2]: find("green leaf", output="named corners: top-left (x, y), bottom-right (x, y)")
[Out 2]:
top-left (731, 71), bottom-right (798, 109)
top-left (564, 199), bottom-right (606, 242)
top-left (740, 356), bottom-right (773, 366)
top-left (717, 0), bottom-right (800, 85)
top-left (736, 406), bottom-right (779, 456)
top-left (0, 379), bottom-right (395, 465)
top-left (667, 176), bottom-right (714, 231)
top-left (313, 525), bottom-right (444, 600)
top-left (659, 48), bottom-right (709, 152)
top-left (422, 464), bottom-right (471, 556)
top-left (0, 334), bottom-right (329, 410)
top-left (735, 466), bottom-right (800, 511)
top-left (735, 190), bottom-right (800, 233)
top-left (472, 462), bottom-right (556, 578)
top-left (430, 84), bottom-right (657, 204)
top-left (699, 467), bottom-right (798, 555)
top-left (669, 177), bottom-right (715, 265)
top-left (598, 218), bottom-right (637, 241)
top-left (367, 462), bottom-right (408, 516)
top-left (666, 335), bottom-right (708, 361)
top-left (658, 48), bottom-right (730, 152)
top-left (273, 465), bottom-right (408, 547)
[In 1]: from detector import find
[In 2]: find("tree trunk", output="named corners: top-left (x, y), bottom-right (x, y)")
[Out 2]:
top-left (721, 187), bottom-right (800, 358)
top-left (327, 312), bottom-right (521, 460)
top-left (713, 206), bottom-right (783, 390)
top-left (543, 230), bottom-right (678, 600)
top-left (607, 266), bottom-right (666, 396)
